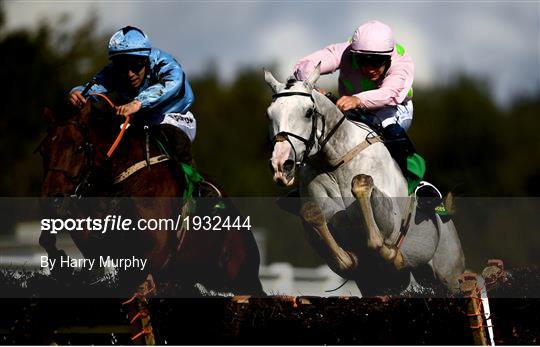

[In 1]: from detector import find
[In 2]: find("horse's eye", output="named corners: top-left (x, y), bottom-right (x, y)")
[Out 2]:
top-left (76, 145), bottom-right (84, 152)
top-left (306, 109), bottom-right (314, 118)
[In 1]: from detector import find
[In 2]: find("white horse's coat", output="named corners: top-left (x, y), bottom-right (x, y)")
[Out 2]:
top-left (265, 66), bottom-right (464, 295)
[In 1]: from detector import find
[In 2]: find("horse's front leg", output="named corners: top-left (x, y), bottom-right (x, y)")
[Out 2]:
top-left (351, 174), bottom-right (405, 270)
top-left (300, 200), bottom-right (358, 278)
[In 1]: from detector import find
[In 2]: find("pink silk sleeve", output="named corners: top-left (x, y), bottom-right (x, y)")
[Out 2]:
top-left (293, 42), bottom-right (349, 81)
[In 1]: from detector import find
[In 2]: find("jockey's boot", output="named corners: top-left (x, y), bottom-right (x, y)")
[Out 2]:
top-left (381, 123), bottom-right (426, 194)
top-left (158, 124), bottom-right (193, 166)
top-left (382, 123), bottom-right (416, 172)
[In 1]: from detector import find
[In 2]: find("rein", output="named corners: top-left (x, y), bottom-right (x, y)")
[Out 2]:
top-left (271, 91), bottom-right (382, 170)
top-left (40, 94), bottom-right (169, 197)
top-left (89, 93), bottom-right (170, 185)
top-left (88, 93), bottom-right (131, 158)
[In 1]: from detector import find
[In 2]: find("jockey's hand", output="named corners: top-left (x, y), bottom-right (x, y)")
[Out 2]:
top-left (116, 100), bottom-right (142, 118)
top-left (336, 96), bottom-right (362, 112)
top-left (69, 90), bottom-right (87, 108)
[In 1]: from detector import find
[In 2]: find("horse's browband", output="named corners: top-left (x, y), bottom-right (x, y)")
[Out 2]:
top-left (272, 91), bottom-right (314, 101)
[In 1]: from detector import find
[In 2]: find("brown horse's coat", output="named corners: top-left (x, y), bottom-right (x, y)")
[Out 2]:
top-left (39, 98), bottom-right (264, 295)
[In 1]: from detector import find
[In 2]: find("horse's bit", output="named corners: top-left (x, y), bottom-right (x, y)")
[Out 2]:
top-left (270, 91), bottom-right (324, 167)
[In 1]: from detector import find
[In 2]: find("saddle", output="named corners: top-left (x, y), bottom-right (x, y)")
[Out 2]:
top-left (324, 92), bottom-right (384, 134)
top-left (150, 125), bottom-right (222, 199)
top-left (324, 92), bottom-right (425, 195)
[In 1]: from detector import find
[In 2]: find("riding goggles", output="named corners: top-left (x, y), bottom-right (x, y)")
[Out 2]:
top-left (354, 53), bottom-right (391, 68)
top-left (112, 56), bottom-right (148, 73)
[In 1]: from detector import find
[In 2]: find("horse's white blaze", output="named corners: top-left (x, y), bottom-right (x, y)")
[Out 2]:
top-left (271, 140), bottom-right (293, 185)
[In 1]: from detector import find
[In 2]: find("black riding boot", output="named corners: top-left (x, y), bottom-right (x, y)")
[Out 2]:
top-left (382, 123), bottom-right (416, 174)
top-left (383, 124), bottom-right (443, 211)
top-left (158, 124), bottom-right (193, 165)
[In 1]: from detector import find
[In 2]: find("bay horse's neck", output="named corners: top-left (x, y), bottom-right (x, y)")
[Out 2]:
top-left (76, 106), bottom-right (151, 187)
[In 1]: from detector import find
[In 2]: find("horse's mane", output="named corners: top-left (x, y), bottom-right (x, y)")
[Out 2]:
top-left (285, 77), bottom-right (298, 90)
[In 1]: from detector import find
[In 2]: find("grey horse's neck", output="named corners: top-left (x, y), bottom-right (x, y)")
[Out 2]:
top-left (313, 91), bottom-right (372, 161)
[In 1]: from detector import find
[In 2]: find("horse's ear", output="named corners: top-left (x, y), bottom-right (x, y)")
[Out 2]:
top-left (305, 62), bottom-right (321, 89)
top-left (43, 107), bottom-right (55, 124)
top-left (264, 68), bottom-right (283, 93)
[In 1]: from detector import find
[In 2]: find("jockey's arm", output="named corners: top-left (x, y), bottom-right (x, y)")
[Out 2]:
top-left (354, 71), bottom-right (413, 110)
top-left (293, 42), bottom-right (349, 81)
top-left (354, 58), bottom-right (414, 110)
top-left (134, 52), bottom-right (194, 112)
top-left (69, 68), bottom-right (109, 108)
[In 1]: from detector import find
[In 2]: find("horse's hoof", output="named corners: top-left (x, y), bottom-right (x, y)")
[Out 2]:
top-left (351, 174), bottom-right (374, 198)
top-left (379, 244), bottom-right (395, 261)
top-left (393, 249), bottom-right (405, 270)
top-left (379, 246), bottom-right (405, 271)
top-left (330, 250), bottom-right (359, 278)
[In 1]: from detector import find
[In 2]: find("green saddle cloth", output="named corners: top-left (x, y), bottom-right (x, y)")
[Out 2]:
top-left (406, 153), bottom-right (426, 195)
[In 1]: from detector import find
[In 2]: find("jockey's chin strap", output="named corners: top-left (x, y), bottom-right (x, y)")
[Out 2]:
top-left (271, 92), bottom-right (322, 167)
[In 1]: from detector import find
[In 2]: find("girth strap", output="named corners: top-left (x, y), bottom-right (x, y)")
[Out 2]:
top-left (113, 155), bottom-right (170, 184)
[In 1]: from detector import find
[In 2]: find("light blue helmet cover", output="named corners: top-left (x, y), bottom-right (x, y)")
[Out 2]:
top-left (108, 26), bottom-right (151, 58)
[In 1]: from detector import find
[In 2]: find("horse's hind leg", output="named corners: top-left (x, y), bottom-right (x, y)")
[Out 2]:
top-left (300, 201), bottom-right (358, 278)
top-left (351, 174), bottom-right (405, 270)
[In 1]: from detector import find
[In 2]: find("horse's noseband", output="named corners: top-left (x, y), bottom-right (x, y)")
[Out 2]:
top-left (271, 91), bottom-right (321, 167)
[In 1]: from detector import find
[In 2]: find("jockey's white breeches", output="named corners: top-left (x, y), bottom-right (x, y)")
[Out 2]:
top-left (372, 100), bottom-right (413, 131)
top-left (156, 111), bottom-right (197, 142)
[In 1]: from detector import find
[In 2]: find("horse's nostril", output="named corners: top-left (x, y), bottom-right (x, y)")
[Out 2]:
top-left (283, 160), bottom-right (295, 172)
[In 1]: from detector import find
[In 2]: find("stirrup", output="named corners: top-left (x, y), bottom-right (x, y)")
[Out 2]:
top-left (415, 181), bottom-right (442, 199)
top-left (414, 181), bottom-right (443, 212)
top-left (197, 180), bottom-right (222, 198)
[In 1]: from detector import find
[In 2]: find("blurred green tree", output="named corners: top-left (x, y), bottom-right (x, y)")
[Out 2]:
top-left (0, 5), bottom-right (109, 196)
top-left (0, 4), bottom-right (538, 267)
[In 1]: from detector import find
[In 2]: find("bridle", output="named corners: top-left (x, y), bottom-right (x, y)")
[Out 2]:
top-left (270, 91), bottom-right (325, 167)
top-left (270, 90), bottom-right (382, 172)
top-left (38, 92), bottom-right (170, 197)
top-left (38, 119), bottom-right (96, 198)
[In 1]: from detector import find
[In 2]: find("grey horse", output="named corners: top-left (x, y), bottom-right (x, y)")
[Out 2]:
top-left (265, 64), bottom-right (464, 296)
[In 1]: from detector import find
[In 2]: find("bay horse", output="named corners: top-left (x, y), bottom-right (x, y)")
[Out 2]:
top-left (37, 93), bottom-right (264, 296)
top-left (265, 65), bottom-right (464, 296)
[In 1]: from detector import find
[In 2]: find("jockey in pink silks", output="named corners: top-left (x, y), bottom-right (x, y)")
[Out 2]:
top-left (294, 20), bottom-right (442, 209)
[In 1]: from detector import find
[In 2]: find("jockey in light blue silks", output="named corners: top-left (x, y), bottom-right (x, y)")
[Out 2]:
top-left (69, 26), bottom-right (196, 165)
